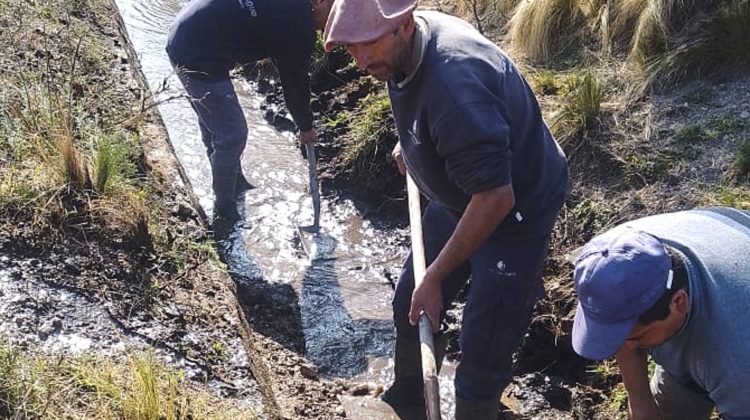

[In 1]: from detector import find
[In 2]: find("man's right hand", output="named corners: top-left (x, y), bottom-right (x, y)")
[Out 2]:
top-left (299, 127), bottom-right (317, 145)
top-left (392, 142), bottom-right (406, 175)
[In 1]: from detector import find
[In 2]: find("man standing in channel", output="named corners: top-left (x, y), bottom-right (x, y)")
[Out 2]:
top-left (325, 1), bottom-right (569, 418)
top-left (167, 0), bottom-right (333, 222)
top-left (572, 207), bottom-right (750, 419)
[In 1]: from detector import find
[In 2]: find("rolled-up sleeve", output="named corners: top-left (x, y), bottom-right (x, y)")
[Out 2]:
top-left (433, 102), bottom-right (512, 195)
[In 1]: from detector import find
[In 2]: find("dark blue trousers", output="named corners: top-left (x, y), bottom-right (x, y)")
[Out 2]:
top-left (393, 203), bottom-right (550, 401)
top-left (175, 71), bottom-right (247, 170)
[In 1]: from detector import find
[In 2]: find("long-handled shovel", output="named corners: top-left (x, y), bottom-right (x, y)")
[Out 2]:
top-left (406, 172), bottom-right (441, 420)
top-left (295, 142), bottom-right (322, 260)
top-left (305, 142), bottom-right (321, 231)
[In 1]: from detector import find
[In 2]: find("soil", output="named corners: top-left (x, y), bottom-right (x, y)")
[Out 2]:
top-left (4, 0), bottom-right (748, 419)
top-left (0, 1), bottom-right (359, 419)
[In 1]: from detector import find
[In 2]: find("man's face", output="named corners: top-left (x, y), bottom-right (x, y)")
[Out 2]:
top-left (345, 22), bottom-right (411, 81)
top-left (618, 290), bottom-right (689, 351)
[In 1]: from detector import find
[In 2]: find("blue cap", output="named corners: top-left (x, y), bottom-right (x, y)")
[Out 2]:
top-left (572, 228), bottom-right (672, 360)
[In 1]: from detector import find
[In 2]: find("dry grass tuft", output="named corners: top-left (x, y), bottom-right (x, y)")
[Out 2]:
top-left (627, 0), bottom-right (716, 65)
top-left (456, 0), bottom-right (520, 33)
top-left (642, 0), bottom-right (750, 88)
top-left (0, 343), bottom-right (258, 419)
top-left (609, 0), bottom-right (649, 52)
top-left (508, 0), bottom-right (585, 62)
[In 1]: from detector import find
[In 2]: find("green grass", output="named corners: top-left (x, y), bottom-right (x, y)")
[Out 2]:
top-left (707, 185), bottom-right (750, 208)
top-left (550, 70), bottom-right (604, 152)
top-left (92, 130), bottom-right (138, 195)
top-left (531, 70), bottom-right (560, 95)
top-left (729, 138), bottom-right (750, 181)
top-left (708, 116), bottom-right (745, 139)
top-left (570, 197), bottom-right (616, 240)
top-left (675, 124), bottom-right (708, 143)
top-left (0, 342), bottom-right (258, 419)
top-left (342, 88), bottom-right (396, 174)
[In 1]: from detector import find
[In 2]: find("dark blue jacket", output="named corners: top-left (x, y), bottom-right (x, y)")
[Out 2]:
top-left (166, 0), bottom-right (314, 131)
top-left (389, 12), bottom-right (568, 238)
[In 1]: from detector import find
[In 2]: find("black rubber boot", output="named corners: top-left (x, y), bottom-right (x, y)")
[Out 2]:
top-left (235, 170), bottom-right (254, 192)
top-left (211, 163), bottom-right (240, 223)
top-left (455, 396), bottom-right (500, 420)
top-left (381, 334), bottom-right (448, 420)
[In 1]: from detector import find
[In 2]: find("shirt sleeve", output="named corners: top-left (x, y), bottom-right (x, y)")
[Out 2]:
top-left (432, 102), bottom-right (512, 195)
top-left (273, 52), bottom-right (314, 132)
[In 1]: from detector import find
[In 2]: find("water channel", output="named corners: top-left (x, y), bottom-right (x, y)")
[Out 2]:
top-left (114, 0), bottom-right (458, 417)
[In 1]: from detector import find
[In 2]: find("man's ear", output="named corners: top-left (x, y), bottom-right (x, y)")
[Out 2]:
top-left (401, 14), bottom-right (415, 38)
top-left (671, 289), bottom-right (689, 316)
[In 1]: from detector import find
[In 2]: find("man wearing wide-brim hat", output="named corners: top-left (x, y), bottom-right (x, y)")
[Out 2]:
top-left (325, 1), bottom-right (569, 418)
top-left (572, 208), bottom-right (750, 420)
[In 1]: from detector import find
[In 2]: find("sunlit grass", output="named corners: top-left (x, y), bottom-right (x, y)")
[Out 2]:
top-left (341, 88), bottom-right (396, 175)
top-left (92, 130), bottom-right (137, 195)
top-left (0, 342), bottom-right (257, 419)
top-left (642, 0), bottom-right (750, 88)
top-left (550, 70), bottom-right (604, 150)
top-left (508, 0), bottom-right (584, 62)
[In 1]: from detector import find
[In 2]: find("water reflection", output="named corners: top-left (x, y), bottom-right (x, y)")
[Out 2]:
top-left (115, 0), bottom-right (457, 414)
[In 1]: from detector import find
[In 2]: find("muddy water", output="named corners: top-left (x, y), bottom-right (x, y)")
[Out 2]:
top-left (114, 0), bottom-right (458, 417)
top-left (0, 255), bottom-right (259, 406)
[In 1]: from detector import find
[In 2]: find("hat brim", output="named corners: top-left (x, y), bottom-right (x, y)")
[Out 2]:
top-left (572, 302), bottom-right (638, 360)
top-left (323, 0), bottom-right (416, 52)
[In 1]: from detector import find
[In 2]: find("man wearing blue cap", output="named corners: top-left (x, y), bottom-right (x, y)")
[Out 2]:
top-left (572, 207), bottom-right (750, 420)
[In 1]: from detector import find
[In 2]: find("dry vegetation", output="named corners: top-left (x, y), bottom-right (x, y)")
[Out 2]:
top-left (319, 0), bottom-right (750, 415)
top-left (0, 343), bottom-right (257, 419)
top-left (456, 0), bottom-right (750, 413)
top-left (0, 1), bottom-right (253, 417)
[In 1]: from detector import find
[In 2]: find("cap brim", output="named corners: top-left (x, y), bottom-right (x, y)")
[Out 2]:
top-left (572, 302), bottom-right (638, 360)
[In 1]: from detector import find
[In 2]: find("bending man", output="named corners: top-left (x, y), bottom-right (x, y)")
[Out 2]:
top-left (572, 207), bottom-right (750, 419)
top-left (167, 0), bottom-right (333, 222)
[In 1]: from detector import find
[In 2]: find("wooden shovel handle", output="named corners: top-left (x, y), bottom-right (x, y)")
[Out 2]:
top-left (406, 173), bottom-right (441, 420)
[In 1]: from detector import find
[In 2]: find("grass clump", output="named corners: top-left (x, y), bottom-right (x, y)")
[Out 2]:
top-left (508, 0), bottom-right (584, 63)
top-left (0, 0), bottom-right (153, 245)
top-left (92, 130), bottom-right (138, 195)
top-left (550, 70), bottom-right (604, 154)
top-left (0, 342), bottom-right (257, 419)
top-left (641, 0), bottom-right (750, 88)
top-left (531, 70), bottom-right (560, 95)
top-left (456, 0), bottom-right (520, 34)
top-left (728, 138), bottom-right (750, 181)
top-left (705, 185), bottom-right (750, 208)
top-left (341, 89), bottom-right (397, 177)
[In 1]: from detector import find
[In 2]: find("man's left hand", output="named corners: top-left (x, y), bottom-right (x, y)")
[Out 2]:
top-left (408, 271), bottom-right (443, 333)
top-left (299, 127), bottom-right (317, 144)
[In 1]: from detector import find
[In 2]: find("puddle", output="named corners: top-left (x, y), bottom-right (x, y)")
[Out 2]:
top-left (0, 254), bottom-right (261, 405)
top-left (114, 0), bottom-right (459, 415)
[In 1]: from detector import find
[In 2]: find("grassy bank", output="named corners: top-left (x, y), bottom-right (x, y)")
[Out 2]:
top-left (0, 0), bottom-right (260, 417)
top-left (0, 342), bottom-right (256, 419)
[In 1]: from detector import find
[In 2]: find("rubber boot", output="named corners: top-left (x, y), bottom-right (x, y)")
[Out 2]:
top-left (235, 170), bottom-right (254, 192)
top-left (381, 334), bottom-right (448, 420)
top-left (211, 163), bottom-right (240, 224)
top-left (455, 396), bottom-right (500, 420)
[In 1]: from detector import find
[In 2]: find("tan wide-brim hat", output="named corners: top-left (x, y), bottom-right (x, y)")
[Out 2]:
top-left (323, 0), bottom-right (417, 52)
